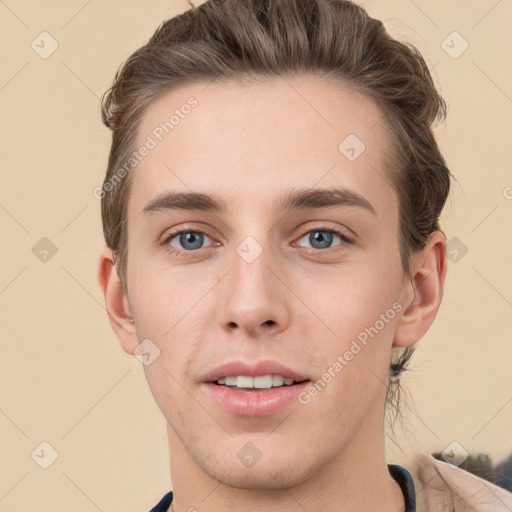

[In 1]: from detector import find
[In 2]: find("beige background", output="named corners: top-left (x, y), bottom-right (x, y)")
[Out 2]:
top-left (0, 0), bottom-right (511, 510)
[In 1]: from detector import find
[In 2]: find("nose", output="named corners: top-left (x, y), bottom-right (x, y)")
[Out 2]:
top-left (216, 238), bottom-right (290, 338)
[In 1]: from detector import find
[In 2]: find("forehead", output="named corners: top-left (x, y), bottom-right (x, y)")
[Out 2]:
top-left (129, 76), bottom-right (397, 221)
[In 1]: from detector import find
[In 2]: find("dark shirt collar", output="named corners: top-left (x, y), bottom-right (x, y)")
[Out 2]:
top-left (389, 464), bottom-right (416, 512)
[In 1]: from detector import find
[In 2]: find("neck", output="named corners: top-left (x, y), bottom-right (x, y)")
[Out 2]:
top-left (166, 400), bottom-right (405, 512)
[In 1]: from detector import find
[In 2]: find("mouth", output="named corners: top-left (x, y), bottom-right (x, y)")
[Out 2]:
top-left (201, 359), bottom-right (310, 385)
top-left (201, 360), bottom-right (313, 416)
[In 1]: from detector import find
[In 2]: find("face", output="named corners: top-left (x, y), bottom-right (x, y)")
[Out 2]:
top-left (123, 76), bottom-right (409, 489)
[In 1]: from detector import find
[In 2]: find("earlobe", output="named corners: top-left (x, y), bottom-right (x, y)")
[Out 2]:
top-left (393, 231), bottom-right (448, 348)
top-left (97, 245), bottom-right (139, 355)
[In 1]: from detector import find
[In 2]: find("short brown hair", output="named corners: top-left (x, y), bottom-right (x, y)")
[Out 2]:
top-left (100, 0), bottom-right (453, 422)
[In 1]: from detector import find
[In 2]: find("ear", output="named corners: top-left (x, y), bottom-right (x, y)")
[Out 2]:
top-left (393, 231), bottom-right (448, 347)
top-left (97, 245), bottom-right (139, 355)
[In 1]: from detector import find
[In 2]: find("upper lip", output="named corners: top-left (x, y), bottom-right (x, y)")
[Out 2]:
top-left (201, 360), bottom-right (310, 383)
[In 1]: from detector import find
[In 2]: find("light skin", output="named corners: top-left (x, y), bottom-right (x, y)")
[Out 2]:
top-left (98, 76), bottom-right (447, 512)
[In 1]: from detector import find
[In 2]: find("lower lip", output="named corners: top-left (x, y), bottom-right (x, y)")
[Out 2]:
top-left (203, 382), bottom-right (310, 417)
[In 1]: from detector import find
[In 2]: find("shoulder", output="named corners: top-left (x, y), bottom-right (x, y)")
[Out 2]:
top-left (410, 451), bottom-right (512, 512)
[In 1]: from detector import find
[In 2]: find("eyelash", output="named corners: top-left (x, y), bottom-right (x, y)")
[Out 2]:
top-left (160, 223), bottom-right (354, 257)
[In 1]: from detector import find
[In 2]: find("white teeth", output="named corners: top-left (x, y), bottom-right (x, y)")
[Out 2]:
top-left (236, 376), bottom-right (253, 388)
top-left (216, 375), bottom-right (300, 388)
top-left (254, 375), bottom-right (273, 389)
top-left (272, 375), bottom-right (285, 386)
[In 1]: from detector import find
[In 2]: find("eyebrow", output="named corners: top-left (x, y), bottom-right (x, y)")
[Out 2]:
top-left (142, 187), bottom-right (377, 217)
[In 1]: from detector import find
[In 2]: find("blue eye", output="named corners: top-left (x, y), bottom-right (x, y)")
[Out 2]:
top-left (296, 229), bottom-right (351, 250)
top-left (166, 231), bottom-right (215, 251)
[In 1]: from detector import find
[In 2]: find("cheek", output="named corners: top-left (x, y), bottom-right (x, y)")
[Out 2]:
top-left (128, 251), bottom-right (207, 334)
top-left (293, 263), bottom-right (400, 340)
top-left (292, 265), bottom-right (400, 404)
top-left (142, 359), bottom-right (199, 432)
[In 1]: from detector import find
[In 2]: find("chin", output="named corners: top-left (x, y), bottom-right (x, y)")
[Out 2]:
top-left (211, 465), bottom-right (308, 491)
top-left (196, 450), bottom-right (316, 491)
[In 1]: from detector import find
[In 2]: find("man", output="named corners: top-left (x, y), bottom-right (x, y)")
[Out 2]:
top-left (97, 0), bottom-right (512, 510)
